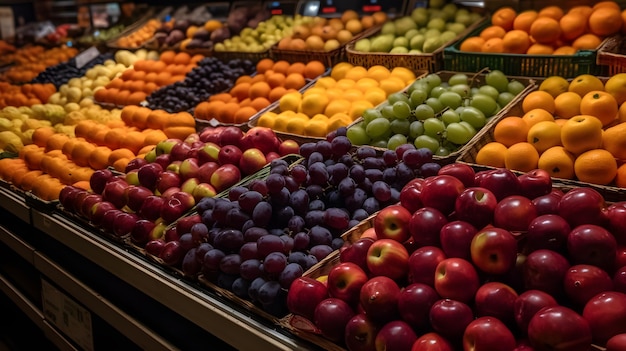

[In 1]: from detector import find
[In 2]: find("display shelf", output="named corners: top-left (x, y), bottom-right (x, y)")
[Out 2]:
top-left (0, 187), bottom-right (31, 224)
top-left (29, 210), bottom-right (317, 351)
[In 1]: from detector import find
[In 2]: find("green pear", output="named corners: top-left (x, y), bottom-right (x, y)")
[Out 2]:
top-left (390, 46), bottom-right (409, 54)
top-left (409, 49), bottom-right (423, 54)
top-left (394, 16), bottom-right (417, 36)
top-left (455, 9), bottom-right (473, 27)
top-left (446, 23), bottom-right (467, 35)
top-left (440, 30), bottom-right (458, 43)
top-left (404, 28), bottom-right (420, 41)
top-left (354, 38), bottom-right (371, 52)
top-left (424, 28), bottom-right (441, 39)
top-left (423, 37), bottom-right (443, 53)
top-left (381, 22), bottom-right (396, 35)
top-left (371, 34), bottom-right (394, 53)
top-left (393, 36), bottom-right (410, 49)
top-left (410, 8), bottom-right (429, 26)
top-left (410, 34), bottom-right (426, 50)
top-left (427, 18), bottom-right (447, 32)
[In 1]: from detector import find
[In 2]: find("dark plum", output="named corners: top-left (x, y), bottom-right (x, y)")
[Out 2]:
top-left (240, 258), bottom-right (263, 280)
top-left (212, 229), bottom-right (244, 253)
top-left (239, 242), bottom-right (258, 261)
top-left (278, 263), bottom-right (304, 289)
top-left (309, 225), bottom-right (333, 246)
top-left (231, 277), bottom-right (251, 299)
top-left (219, 253), bottom-right (242, 275)
top-left (309, 244), bottom-right (334, 261)
top-left (256, 235), bottom-right (285, 258)
top-left (324, 207), bottom-right (350, 230)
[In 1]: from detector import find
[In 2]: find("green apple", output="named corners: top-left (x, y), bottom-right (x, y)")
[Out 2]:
top-left (410, 34), bottom-right (426, 50)
top-left (354, 38), bottom-right (371, 52)
top-left (393, 36), bottom-right (409, 49)
top-left (381, 22), bottom-right (396, 35)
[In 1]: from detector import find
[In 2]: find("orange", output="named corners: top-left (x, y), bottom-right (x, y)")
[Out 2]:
top-left (272, 60), bottom-right (291, 75)
top-left (529, 17), bottom-right (562, 44)
top-left (103, 128), bottom-right (125, 150)
top-left (491, 7), bottom-right (517, 31)
top-left (538, 146), bottom-right (575, 179)
top-left (72, 180), bottom-right (91, 191)
top-left (173, 52), bottom-right (191, 65)
top-left (513, 10), bottom-right (539, 32)
top-left (217, 102), bottom-right (240, 123)
top-left (553, 46), bottom-right (577, 55)
top-left (19, 170), bottom-right (44, 192)
top-left (304, 61), bottom-right (326, 80)
top-left (588, 6), bottom-right (623, 36)
top-left (559, 12), bottom-right (588, 41)
top-left (522, 108), bottom-right (555, 129)
top-left (475, 142), bottom-right (508, 167)
top-left (493, 116), bottom-right (529, 147)
top-left (615, 163), bottom-right (626, 187)
top-left (45, 133), bottom-right (70, 152)
top-left (579, 90), bottom-right (619, 126)
top-left (522, 91), bottom-right (556, 114)
top-left (256, 58), bottom-right (274, 74)
top-left (560, 115), bottom-right (604, 155)
top-left (248, 81), bottom-right (271, 100)
top-left (268, 86), bottom-right (288, 102)
top-left (593, 1), bottom-right (621, 11)
top-left (69, 166), bottom-right (94, 184)
top-left (526, 43), bottom-right (554, 54)
top-left (233, 106), bottom-right (258, 124)
top-left (602, 122), bottom-right (626, 160)
top-left (502, 30), bottom-right (531, 54)
top-left (249, 97), bottom-right (271, 111)
top-left (235, 75), bottom-right (252, 85)
top-left (460, 36), bottom-right (486, 52)
top-left (570, 5), bottom-right (594, 20)
top-left (480, 26), bottom-right (507, 40)
top-left (554, 92), bottom-right (582, 119)
top-left (71, 141), bottom-right (97, 167)
top-left (108, 148), bottom-right (136, 165)
top-left (539, 76), bottom-right (570, 98)
top-left (119, 131), bottom-right (145, 154)
top-left (230, 82), bottom-right (251, 101)
top-left (574, 149), bottom-right (618, 185)
top-left (603, 73), bottom-right (626, 105)
top-left (160, 51), bottom-right (176, 65)
top-left (527, 120), bottom-right (562, 153)
top-left (538, 6), bottom-right (564, 20)
top-left (287, 62), bottom-right (306, 76)
top-left (285, 73), bottom-right (306, 90)
top-left (143, 129), bottom-right (168, 146)
top-left (568, 74), bottom-right (604, 97)
top-left (572, 33), bottom-right (602, 50)
top-left (31, 126), bottom-right (56, 147)
top-left (266, 72), bottom-right (286, 88)
top-left (482, 37), bottom-right (504, 52)
top-left (505, 142), bottom-right (540, 172)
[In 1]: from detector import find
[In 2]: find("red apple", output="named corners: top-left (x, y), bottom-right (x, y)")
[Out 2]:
top-left (278, 139), bottom-right (300, 156)
top-left (339, 237), bottom-right (375, 272)
top-left (517, 169), bottom-right (552, 200)
top-left (567, 224), bottom-right (617, 272)
top-left (159, 240), bottom-right (185, 266)
top-left (514, 289), bottom-right (558, 333)
top-left (375, 320), bottom-right (418, 351)
top-left (374, 204), bottom-right (412, 243)
top-left (112, 212), bottom-right (139, 237)
top-left (528, 306), bottom-right (592, 351)
top-left (411, 332), bottom-right (453, 351)
top-left (616, 246), bottom-right (626, 272)
top-left (523, 249), bottom-right (570, 297)
top-left (160, 191), bottom-right (195, 223)
top-left (408, 246), bottom-right (446, 286)
top-left (169, 141), bottom-right (193, 161)
top-left (138, 195), bottom-right (165, 221)
top-left (314, 297), bottom-right (355, 343)
top-left (398, 283), bottom-right (439, 331)
top-left (175, 214), bottom-right (201, 235)
top-left (439, 220), bottom-right (477, 260)
top-left (525, 214), bottom-right (570, 254)
top-left (156, 170), bottom-right (182, 194)
top-left (90, 201), bottom-right (117, 226)
top-left (180, 177), bottom-right (200, 194)
top-left (583, 291), bottom-right (626, 346)
top-left (429, 298), bottom-right (474, 341)
top-left (409, 207), bottom-right (448, 248)
top-left (241, 127), bottom-right (280, 154)
top-left (124, 185), bottom-right (153, 212)
top-left (344, 313), bottom-right (378, 351)
top-left (125, 169), bottom-right (140, 186)
top-left (265, 151), bottom-right (280, 163)
top-left (558, 187), bottom-right (607, 228)
top-left (197, 142), bottom-right (220, 165)
top-left (286, 277), bottom-right (328, 321)
top-left (239, 147), bottom-right (267, 176)
top-left (399, 178), bottom-right (424, 214)
top-left (210, 164), bottom-right (242, 193)
top-left (191, 182), bottom-right (217, 202)
top-left (218, 125), bottom-right (244, 147)
top-left (476, 168), bottom-right (521, 201)
top-left (137, 162), bottom-right (164, 191)
top-left (101, 178), bottom-right (129, 208)
top-left (438, 163), bottom-right (476, 188)
top-left (58, 185), bottom-right (84, 212)
top-left (419, 175), bottom-right (465, 216)
top-left (532, 192), bottom-right (562, 216)
top-left (359, 276), bottom-right (401, 324)
top-left (89, 168), bottom-right (114, 194)
top-left (463, 317), bottom-right (516, 351)
top-left (154, 153), bottom-right (172, 170)
top-left (366, 239), bottom-right (409, 281)
top-left (179, 157), bottom-right (200, 180)
top-left (563, 264), bottom-right (613, 307)
top-left (606, 334), bottom-right (626, 351)
top-left (130, 219), bottom-right (157, 246)
top-left (454, 187), bottom-right (497, 230)
top-left (470, 227), bottom-right (518, 275)
top-left (434, 258), bottom-right (480, 303)
top-left (155, 138), bottom-right (180, 155)
top-left (124, 157), bottom-right (148, 173)
top-left (145, 239), bottom-right (166, 256)
top-left (493, 195), bottom-right (537, 233)
top-left (327, 262), bottom-right (368, 306)
top-left (80, 193), bottom-right (103, 219)
top-left (474, 282), bottom-right (518, 326)
top-left (218, 144), bottom-right (243, 166)
top-left (607, 202), bottom-right (626, 245)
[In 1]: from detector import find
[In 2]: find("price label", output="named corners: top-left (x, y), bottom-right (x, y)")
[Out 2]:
top-left (267, 1), bottom-right (297, 16)
top-left (75, 46), bottom-right (100, 69)
top-left (42, 279), bottom-right (94, 351)
top-left (359, 0), bottom-right (403, 14)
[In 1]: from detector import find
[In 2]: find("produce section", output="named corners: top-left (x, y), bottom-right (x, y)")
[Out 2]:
top-left (1, 1), bottom-right (626, 350)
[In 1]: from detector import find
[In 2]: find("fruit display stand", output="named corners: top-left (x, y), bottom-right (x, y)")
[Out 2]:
top-left (597, 35), bottom-right (626, 75)
top-left (455, 86), bottom-right (626, 203)
top-left (443, 20), bottom-right (611, 78)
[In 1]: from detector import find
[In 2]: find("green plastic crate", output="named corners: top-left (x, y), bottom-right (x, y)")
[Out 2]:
top-left (443, 22), bottom-right (609, 78)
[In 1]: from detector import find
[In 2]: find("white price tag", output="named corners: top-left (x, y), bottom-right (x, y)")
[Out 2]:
top-left (75, 46), bottom-right (100, 69)
top-left (42, 279), bottom-right (94, 351)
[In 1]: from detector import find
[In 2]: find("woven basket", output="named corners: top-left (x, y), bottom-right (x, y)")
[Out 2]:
top-left (597, 35), bottom-right (626, 76)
